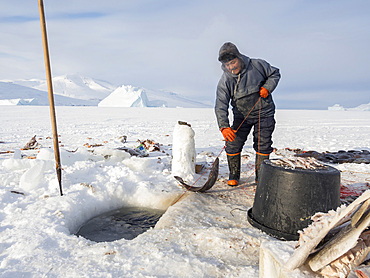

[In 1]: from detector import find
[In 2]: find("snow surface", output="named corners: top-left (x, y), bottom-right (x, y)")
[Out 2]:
top-left (0, 106), bottom-right (369, 277)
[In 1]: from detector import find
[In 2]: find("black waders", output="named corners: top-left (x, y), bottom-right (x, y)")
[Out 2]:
top-left (227, 153), bottom-right (240, 186)
top-left (255, 153), bottom-right (270, 183)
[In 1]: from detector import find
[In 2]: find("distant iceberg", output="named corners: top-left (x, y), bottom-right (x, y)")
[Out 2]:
top-left (328, 104), bottom-right (345, 111)
top-left (98, 85), bottom-right (149, 107)
top-left (0, 98), bottom-right (36, 105)
top-left (350, 103), bottom-right (370, 111)
top-left (98, 85), bottom-right (211, 108)
top-left (328, 103), bottom-right (370, 111)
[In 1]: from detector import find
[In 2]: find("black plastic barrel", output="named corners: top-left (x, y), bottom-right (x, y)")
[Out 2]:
top-left (247, 160), bottom-right (340, 241)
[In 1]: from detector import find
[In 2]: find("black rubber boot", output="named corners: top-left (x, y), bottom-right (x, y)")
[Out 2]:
top-left (227, 154), bottom-right (241, 186)
top-left (255, 154), bottom-right (270, 183)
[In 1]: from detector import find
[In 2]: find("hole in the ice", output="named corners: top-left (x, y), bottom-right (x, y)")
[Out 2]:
top-left (76, 206), bottom-right (165, 242)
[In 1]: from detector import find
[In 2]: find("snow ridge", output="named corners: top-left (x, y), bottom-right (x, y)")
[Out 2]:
top-left (0, 74), bottom-right (211, 108)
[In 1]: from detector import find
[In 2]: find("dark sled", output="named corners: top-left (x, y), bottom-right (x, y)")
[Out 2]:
top-left (174, 157), bottom-right (219, 193)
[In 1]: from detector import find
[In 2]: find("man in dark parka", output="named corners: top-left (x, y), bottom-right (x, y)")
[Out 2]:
top-left (215, 42), bottom-right (280, 186)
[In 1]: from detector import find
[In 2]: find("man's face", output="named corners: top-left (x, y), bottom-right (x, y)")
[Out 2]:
top-left (225, 58), bottom-right (242, 75)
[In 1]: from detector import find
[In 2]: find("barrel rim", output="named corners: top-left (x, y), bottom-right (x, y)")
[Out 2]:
top-left (264, 159), bottom-right (340, 174)
top-left (247, 208), bottom-right (299, 241)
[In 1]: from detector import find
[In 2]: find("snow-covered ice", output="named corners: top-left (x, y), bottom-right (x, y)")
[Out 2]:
top-left (0, 106), bottom-right (369, 277)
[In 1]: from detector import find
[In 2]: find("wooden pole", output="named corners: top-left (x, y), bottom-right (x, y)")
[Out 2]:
top-left (38, 0), bottom-right (63, 196)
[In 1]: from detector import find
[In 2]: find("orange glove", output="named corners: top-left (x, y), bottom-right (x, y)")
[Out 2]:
top-left (221, 127), bottom-right (236, 142)
top-left (259, 87), bottom-right (269, 98)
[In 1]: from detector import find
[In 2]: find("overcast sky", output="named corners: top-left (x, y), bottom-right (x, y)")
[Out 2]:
top-left (0, 0), bottom-right (369, 109)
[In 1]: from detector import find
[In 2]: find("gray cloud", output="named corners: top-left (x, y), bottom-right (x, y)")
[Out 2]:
top-left (0, 0), bottom-right (369, 109)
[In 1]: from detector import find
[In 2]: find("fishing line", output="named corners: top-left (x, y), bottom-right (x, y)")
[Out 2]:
top-left (172, 96), bottom-right (262, 205)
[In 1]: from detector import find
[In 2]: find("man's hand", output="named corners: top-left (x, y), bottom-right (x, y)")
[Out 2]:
top-left (259, 87), bottom-right (269, 98)
top-left (221, 127), bottom-right (236, 142)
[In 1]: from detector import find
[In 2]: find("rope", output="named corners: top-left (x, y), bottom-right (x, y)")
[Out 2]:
top-left (340, 170), bottom-right (370, 176)
top-left (340, 170), bottom-right (370, 185)
top-left (241, 98), bottom-right (262, 197)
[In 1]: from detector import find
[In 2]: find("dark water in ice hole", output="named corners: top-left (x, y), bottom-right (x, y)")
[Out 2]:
top-left (76, 207), bottom-right (165, 242)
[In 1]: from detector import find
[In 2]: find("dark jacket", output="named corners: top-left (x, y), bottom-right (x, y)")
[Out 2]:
top-left (215, 54), bottom-right (280, 129)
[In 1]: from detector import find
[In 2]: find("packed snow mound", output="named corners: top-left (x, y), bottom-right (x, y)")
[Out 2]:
top-left (171, 122), bottom-right (196, 181)
top-left (99, 85), bottom-right (210, 108)
top-left (0, 81), bottom-right (93, 106)
top-left (328, 103), bottom-right (370, 111)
